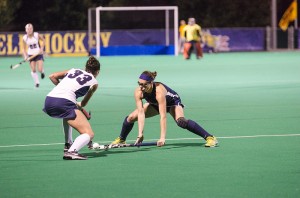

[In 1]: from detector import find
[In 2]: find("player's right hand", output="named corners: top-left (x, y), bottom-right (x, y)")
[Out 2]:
top-left (76, 102), bottom-right (82, 109)
top-left (157, 138), bottom-right (165, 147)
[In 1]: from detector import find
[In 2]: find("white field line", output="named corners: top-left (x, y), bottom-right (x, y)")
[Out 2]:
top-left (0, 133), bottom-right (300, 148)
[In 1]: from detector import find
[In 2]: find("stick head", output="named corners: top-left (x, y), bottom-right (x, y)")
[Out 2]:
top-left (81, 108), bottom-right (91, 120)
top-left (11, 64), bottom-right (20, 69)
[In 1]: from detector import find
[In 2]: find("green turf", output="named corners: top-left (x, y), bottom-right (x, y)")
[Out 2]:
top-left (0, 52), bottom-right (300, 197)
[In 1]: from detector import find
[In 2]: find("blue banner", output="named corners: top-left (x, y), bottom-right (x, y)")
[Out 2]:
top-left (0, 31), bottom-right (89, 56)
top-left (202, 28), bottom-right (265, 52)
top-left (0, 28), bottom-right (298, 56)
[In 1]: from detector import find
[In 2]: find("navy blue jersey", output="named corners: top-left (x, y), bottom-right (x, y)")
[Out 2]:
top-left (142, 82), bottom-right (183, 107)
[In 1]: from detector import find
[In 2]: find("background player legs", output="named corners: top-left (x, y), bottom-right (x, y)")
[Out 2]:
top-left (30, 61), bottom-right (39, 87)
top-left (37, 60), bottom-right (45, 79)
top-left (195, 42), bottom-right (203, 58)
top-left (183, 43), bottom-right (192, 59)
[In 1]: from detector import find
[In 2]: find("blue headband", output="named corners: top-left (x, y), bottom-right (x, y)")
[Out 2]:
top-left (139, 73), bottom-right (154, 82)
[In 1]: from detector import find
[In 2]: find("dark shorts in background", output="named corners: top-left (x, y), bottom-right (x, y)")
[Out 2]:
top-left (29, 54), bottom-right (44, 62)
top-left (43, 96), bottom-right (77, 119)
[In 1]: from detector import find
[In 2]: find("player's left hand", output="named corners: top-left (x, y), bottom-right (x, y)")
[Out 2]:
top-left (157, 138), bottom-right (165, 147)
top-left (134, 135), bottom-right (144, 145)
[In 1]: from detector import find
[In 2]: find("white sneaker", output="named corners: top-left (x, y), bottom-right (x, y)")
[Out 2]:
top-left (63, 151), bottom-right (87, 160)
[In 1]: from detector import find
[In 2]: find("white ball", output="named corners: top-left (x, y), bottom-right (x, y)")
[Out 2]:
top-left (92, 142), bottom-right (100, 149)
top-left (99, 145), bottom-right (106, 150)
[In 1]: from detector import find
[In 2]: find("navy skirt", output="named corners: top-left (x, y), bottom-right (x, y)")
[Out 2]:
top-left (43, 96), bottom-right (77, 119)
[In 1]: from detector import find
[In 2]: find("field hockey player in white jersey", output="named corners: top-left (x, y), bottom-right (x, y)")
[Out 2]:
top-left (43, 56), bottom-right (100, 160)
top-left (22, 23), bottom-right (45, 88)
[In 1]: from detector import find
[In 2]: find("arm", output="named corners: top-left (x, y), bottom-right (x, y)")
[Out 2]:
top-left (22, 39), bottom-right (28, 60)
top-left (135, 88), bottom-right (145, 139)
top-left (79, 84), bottom-right (98, 107)
top-left (48, 70), bottom-right (69, 85)
top-left (197, 25), bottom-right (203, 42)
top-left (38, 33), bottom-right (45, 54)
top-left (156, 85), bottom-right (167, 146)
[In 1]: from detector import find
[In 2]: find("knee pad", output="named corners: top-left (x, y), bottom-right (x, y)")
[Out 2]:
top-left (176, 117), bottom-right (188, 129)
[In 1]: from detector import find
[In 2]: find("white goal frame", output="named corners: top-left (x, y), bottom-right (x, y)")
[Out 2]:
top-left (94, 6), bottom-right (178, 57)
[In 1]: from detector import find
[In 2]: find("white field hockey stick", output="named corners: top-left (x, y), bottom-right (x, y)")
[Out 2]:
top-left (91, 142), bottom-right (157, 151)
top-left (10, 53), bottom-right (40, 69)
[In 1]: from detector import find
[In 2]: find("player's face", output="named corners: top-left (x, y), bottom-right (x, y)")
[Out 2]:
top-left (94, 70), bottom-right (100, 78)
top-left (138, 80), bottom-right (152, 92)
top-left (25, 26), bottom-right (33, 35)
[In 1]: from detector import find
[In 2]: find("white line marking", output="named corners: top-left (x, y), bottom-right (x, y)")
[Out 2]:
top-left (0, 133), bottom-right (299, 148)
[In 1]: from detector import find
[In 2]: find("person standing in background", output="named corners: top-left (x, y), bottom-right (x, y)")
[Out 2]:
top-left (22, 23), bottom-right (45, 88)
top-left (183, 18), bottom-right (203, 60)
top-left (178, 20), bottom-right (186, 54)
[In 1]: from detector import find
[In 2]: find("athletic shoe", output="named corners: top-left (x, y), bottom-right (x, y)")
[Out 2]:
top-left (205, 136), bottom-right (218, 147)
top-left (41, 73), bottom-right (45, 79)
top-left (35, 83), bottom-right (39, 88)
top-left (111, 137), bottom-right (126, 145)
top-left (63, 151), bottom-right (87, 160)
top-left (64, 143), bottom-right (72, 153)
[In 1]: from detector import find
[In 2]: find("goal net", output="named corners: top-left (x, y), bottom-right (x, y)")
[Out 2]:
top-left (88, 6), bottom-right (178, 57)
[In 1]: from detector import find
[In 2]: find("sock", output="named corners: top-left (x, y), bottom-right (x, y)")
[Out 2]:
top-left (119, 116), bottom-right (134, 140)
top-left (68, 133), bottom-right (90, 152)
top-left (62, 119), bottom-right (73, 144)
top-left (31, 72), bottom-right (39, 84)
top-left (186, 119), bottom-right (212, 139)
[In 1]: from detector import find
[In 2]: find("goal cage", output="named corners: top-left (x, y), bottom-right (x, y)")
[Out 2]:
top-left (88, 6), bottom-right (178, 57)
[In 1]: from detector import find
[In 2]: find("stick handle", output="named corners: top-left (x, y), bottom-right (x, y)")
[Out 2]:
top-left (10, 53), bottom-right (40, 70)
top-left (27, 53), bottom-right (40, 61)
top-left (132, 142), bottom-right (157, 147)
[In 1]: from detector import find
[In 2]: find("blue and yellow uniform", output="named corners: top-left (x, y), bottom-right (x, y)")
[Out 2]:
top-left (183, 18), bottom-right (203, 59)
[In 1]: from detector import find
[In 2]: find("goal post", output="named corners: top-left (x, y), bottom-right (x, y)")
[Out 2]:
top-left (92, 6), bottom-right (178, 57)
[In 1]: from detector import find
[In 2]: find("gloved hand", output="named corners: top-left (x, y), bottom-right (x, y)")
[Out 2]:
top-left (76, 102), bottom-right (82, 110)
top-left (134, 135), bottom-right (144, 145)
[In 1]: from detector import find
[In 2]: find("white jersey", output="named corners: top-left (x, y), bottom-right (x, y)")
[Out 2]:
top-left (23, 32), bottom-right (40, 55)
top-left (47, 68), bottom-right (98, 104)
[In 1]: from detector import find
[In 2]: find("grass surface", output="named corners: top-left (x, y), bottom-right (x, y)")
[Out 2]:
top-left (0, 52), bottom-right (299, 197)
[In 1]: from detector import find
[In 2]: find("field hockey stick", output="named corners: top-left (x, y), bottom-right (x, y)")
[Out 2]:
top-left (10, 53), bottom-right (40, 69)
top-left (81, 108), bottom-right (91, 120)
top-left (91, 142), bottom-right (157, 151)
